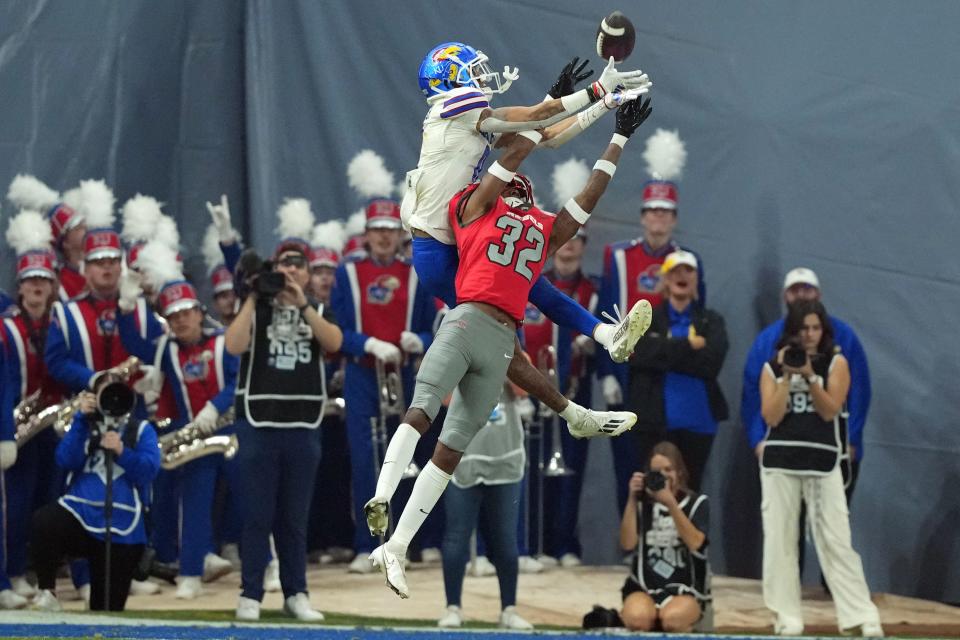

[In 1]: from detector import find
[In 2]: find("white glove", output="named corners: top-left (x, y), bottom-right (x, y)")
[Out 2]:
top-left (132, 365), bottom-right (163, 409)
top-left (602, 83), bottom-right (651, 109)
top-left (206, 194), bottom-right (236, 243)
top-left (573, 333), bottom-right (596, 357)
top-left (602, 374), bottom-right (623, 406)
top-left (595, 57), bottom-right (650, 95)
top-left (193, 402), bottom-right (219, 430)
top-left (118, 270), bottom-right (142, 313)
top-left (399, 331), bottom-right (424, 355)
top-left (0, 441), bottom-right (16, 470)
top-left (364, 337), bottom-right (401, 364)
top-left (515, 397), bottom-right (536, 422)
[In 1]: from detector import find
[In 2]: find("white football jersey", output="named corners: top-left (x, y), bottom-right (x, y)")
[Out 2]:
top-left (400, 87), bottom-right (495, 245)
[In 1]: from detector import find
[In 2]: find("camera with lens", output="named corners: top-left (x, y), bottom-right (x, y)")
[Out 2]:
top-left (644, 469), bottom-right (667, 494)
top-left (783, 339), bottom-right (807, 368)
top-left (236, 248), bottom-right (286, 299)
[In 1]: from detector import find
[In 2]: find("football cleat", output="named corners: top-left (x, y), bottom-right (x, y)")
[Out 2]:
top-left (364, 497), bottom-right (389, 536)
top-left (566, 405), bottom-right (637, 439)
top-left (603, 300), bottom-right (652, 363)
top-left (369, 545), bottom-right (409, 599)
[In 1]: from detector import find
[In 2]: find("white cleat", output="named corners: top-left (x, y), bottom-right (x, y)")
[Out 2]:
top-left (603, 300), bottom-right (653, 363)
top-left (369, 544), bottom-right (409, 599)
top-left (565, 404), bottom-right (637, 439)
top-left (364, 497), bottom-right (389, 537)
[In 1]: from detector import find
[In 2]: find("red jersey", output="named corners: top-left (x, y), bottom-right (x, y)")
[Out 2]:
top-left (602, 239), bottom-right (683, 313)
top-left (58, 263), bottom-right (86, 301)
top-left (449, 184), bottom-right (555, 322)
top-left (343, 257), bottom-right (414, 346)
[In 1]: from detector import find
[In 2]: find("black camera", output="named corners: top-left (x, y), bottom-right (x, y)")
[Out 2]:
top-left (645, 469), bottom-right (667, 493)
top-left (783, 340), bottom-right (807, 368)
top-left (236, 249), bottom-right (286, 299)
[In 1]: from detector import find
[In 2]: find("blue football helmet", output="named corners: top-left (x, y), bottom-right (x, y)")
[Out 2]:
top-left (418, 42), bottom-right (515, 97)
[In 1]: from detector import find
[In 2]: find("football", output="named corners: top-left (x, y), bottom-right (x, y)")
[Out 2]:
top-left (595, 11), bottom-right (636, 63)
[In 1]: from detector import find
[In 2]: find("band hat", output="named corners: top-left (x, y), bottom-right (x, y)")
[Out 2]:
top-left (157, 280), bottom-right (201, 317)
top-left (210, 264), bottom-right (235, 294)
top-left (17, 250), bottom-right (57, 281)
top-left (309, 246), bottom-right (340, 269)
top-left (641, 129), bottom-right (686, 211)
top-left (274, 198), bottom-right (315, 259)
top-left (364, 198), bottom-right (403, 230)
top-left (641, 180), bottom-right (678, 210)
top-left (783, 267), bottom-right (820, 291)
top-left (661, 250), bottom-right (698, 274)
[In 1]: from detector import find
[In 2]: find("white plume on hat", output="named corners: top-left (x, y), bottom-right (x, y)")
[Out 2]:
top-left (7, 174), bottom-right (60, 211)
top-left (642, 129), bottom-right (687, 181)
top-left (77, 179), bottom-right (116, 228)
top-left (155, 215), bottom-right (180, 251)
top-left (121, 194), bottom-right (164, 243)
top-left (5, 209), bottom-right (53, 254)
top-left (202, 224), bottom-right (225, 274)
top-left (312, 219), bottom-right (346, 251)
top-left (136, 240), bottom-right (183, 292)
top-left (345, 210), bottom-right (366, 237)
top-left (551, 158), bottom-right (590, 211)
top-left (347, 149), bottom-right (395, 199)
top-left (275, 198), bottom-right (316, 239)
top-left (62, 187), bottom-right (82, 211)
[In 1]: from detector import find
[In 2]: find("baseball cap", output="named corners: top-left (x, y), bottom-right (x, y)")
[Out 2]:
top-left (783, 267), bottom-right (820, 291)
top-left (661, 250), bottom-right (698, 273)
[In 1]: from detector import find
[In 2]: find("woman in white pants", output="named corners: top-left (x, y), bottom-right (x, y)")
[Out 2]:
top-left (759, 300), bottom-right (882, 637)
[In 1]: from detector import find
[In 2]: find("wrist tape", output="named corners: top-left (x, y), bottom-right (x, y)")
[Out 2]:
top-left (593, 159), bottom-right (617, 178)
top-left (564, 197), bottom-right (591, 224)
top-left (611, 133), bottom-right (629, 149)
top-left (517, 130), bottom-right (543, 145)
top-left (487, 161), bottom-right (516, 182)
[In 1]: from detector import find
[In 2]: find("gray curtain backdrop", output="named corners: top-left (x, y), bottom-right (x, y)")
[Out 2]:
top-left (1, 0), bottom-right (957, 603)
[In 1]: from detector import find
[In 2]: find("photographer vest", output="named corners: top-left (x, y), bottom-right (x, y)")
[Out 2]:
top-left (238, 299), bottom-right (328, 428)
top-left (761, 353), bottom-right (843, 474)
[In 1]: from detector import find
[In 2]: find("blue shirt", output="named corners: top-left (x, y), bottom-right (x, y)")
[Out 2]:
top-left (663, 304), bottom-right (718, 435)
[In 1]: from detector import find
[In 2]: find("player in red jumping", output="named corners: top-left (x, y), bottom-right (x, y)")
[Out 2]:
top-left (366, 98), bottom-right (653, 598)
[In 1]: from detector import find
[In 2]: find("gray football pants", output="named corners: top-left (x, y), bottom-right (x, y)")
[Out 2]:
top-left (411, 303), bottom-right (515, 452)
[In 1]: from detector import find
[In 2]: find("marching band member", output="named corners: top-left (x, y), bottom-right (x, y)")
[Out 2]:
top-left (0, 210), bottom-right (66, 606)
top-left (7, 174), bottom-right (87, 300)
top-left (118, 242), bottom-right (239, 599)
top-left (203, 224), bottom-right (239, 325)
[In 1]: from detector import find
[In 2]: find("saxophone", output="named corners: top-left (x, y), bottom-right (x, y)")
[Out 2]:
top-left (158, 407), bottom-right (238, 470)
top-left (15, 356), bottom-right (142, 449)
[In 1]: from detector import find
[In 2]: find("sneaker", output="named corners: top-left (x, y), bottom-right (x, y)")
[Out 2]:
top-left (369, 544), bottom-right (409, 599)
top-left (560, 553), bottom-right (582, 568)
top-left (202, 552), bottom-right (234, 583)
top-left (236, 595), bottom-right (260, 621)
top-left (363, 497), bottom-right (389, 536)
top-left (467, 555), bottom-right (497, 577)
top-left (438, 604), bottom-right (463, 628)
top-left (421, 547), bottom-right (442, 564)
top-left (264, 559), bottom-right (281, 592)
top-left (518, 555), bottom-right (544, 574)
top-left (603, 300), bottom-right (653, 363)
top-left (129, 579), bottom-right (160, 596)
top-left (221, 543), bottom-right (242, 571)
top-left (537, 554), bottom-right (559, 568)
top-left (860, 622), bottom-right (885, 637)
top-left (0, 589), bottom-right (28, 610)
top-left (175, 576), bottom-right (203, 600)
top-left (775, 618), bottom-right (804, 636)
top-left (33, 589), bottom-right (62, 612)
top-left (284, 592), bottom-right (325, 622)
top-left (566, 405), bottom-right (637, 439)
top-left (500, 605), bottom-right (534, 630)
top-left (76, 584), bottom-right (91, 603)
top-left (348, 554), bottom-right (375, 574)
top-left (10, 575), bottom-right (37, 598)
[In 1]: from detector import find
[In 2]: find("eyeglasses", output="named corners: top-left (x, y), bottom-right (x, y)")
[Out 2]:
top-left (277, 254), bottom-right (307, 268)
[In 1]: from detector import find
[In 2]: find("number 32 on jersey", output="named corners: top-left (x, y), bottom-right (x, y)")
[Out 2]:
top-left (486, 213), bottom-right (545, 281)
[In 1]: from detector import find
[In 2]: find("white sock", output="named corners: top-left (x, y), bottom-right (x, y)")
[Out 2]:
top-left (375, 423), bottom-right (421, 501)
top-left (593, 323), bottom-right (614, 349)
top-left (385, 461), bottom-right (451, 554)
top-left (559, 401), bottom-right (583, 423)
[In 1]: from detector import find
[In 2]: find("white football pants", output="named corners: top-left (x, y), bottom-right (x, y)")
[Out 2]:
top-left (760, 467), bottom-right (880, 632)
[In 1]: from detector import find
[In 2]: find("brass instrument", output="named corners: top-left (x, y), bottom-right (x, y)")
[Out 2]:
top-left (536, 346), bottom-right (573, 478)
top-left (159, 407), bottom-right (238, 470)
top-left (370, 358), bottom-right (419, 481)
top-left (15, 356), bottom-right (142, 449)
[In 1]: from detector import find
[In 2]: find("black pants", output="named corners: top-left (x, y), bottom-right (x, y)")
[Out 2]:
top-left (32, 503), bottom-right (144, 611)
top-left (665, 429), bottom-right (715, 492)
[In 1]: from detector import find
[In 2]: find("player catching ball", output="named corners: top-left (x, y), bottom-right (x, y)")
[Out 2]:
top-left (369, 97), bottom-right (653, 598)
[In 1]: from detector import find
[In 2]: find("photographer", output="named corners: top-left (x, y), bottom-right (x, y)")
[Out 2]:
top-left (224, 217), bottom-right (342, 622)
top-left (619, 442), bottom-right (709, 632)
top-left (30, 386), bottom-right (160, 611)
top-left (758, 300), bottom-right (881, 636)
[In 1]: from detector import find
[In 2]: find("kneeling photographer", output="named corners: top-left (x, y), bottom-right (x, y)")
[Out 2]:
top-left (619, 441), bottom-right (709, 632)
top-left (31, 378), bottom-right (160, 611)
top-left (224, 225), bottom-right (342, 622)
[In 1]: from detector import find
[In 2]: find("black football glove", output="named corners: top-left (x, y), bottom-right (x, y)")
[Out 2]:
top-left (614, 97), bottom-right (652, 138)
top-left (548, 56), bottom-right (594, 99)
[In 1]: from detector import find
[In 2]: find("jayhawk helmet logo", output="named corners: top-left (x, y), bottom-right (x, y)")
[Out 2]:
top-left (367, 274), bottom-right (401, 305)
top-left (418, 41), bottom-right (502, 97)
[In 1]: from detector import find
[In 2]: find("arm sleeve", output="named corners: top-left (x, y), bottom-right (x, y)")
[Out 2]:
top-left (211, 349), bottom-right (240, 415)
top-left (116, 422), bottom-right (161, 486)
top-left (220, 240), bottom-right (242, 275)
top-left (56, 414), bottom-right (91, 471)
top-left (331, 265), bottom-right (370, 357)
top-left (117, 309), bottom-right (159, 363)
top-left (44, 306), bottom-right (96, 392)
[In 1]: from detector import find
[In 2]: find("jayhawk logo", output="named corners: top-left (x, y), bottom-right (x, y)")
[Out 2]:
top-left (524, 305), bottom-right (547, 325)
top-left (367, 275), bottom-right (401, 305)
top-left (637, 264), bottom-right (661, 293)
top-left (182, 350), bottom-right (213, 382)
top-left (432, 45), bottom-right (462, 62)
top-left (97, 308), bottom-right (117, 336)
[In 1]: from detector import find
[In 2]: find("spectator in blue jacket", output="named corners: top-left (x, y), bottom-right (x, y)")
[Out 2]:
top-left (742, 267), bottom-right (870, 495)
